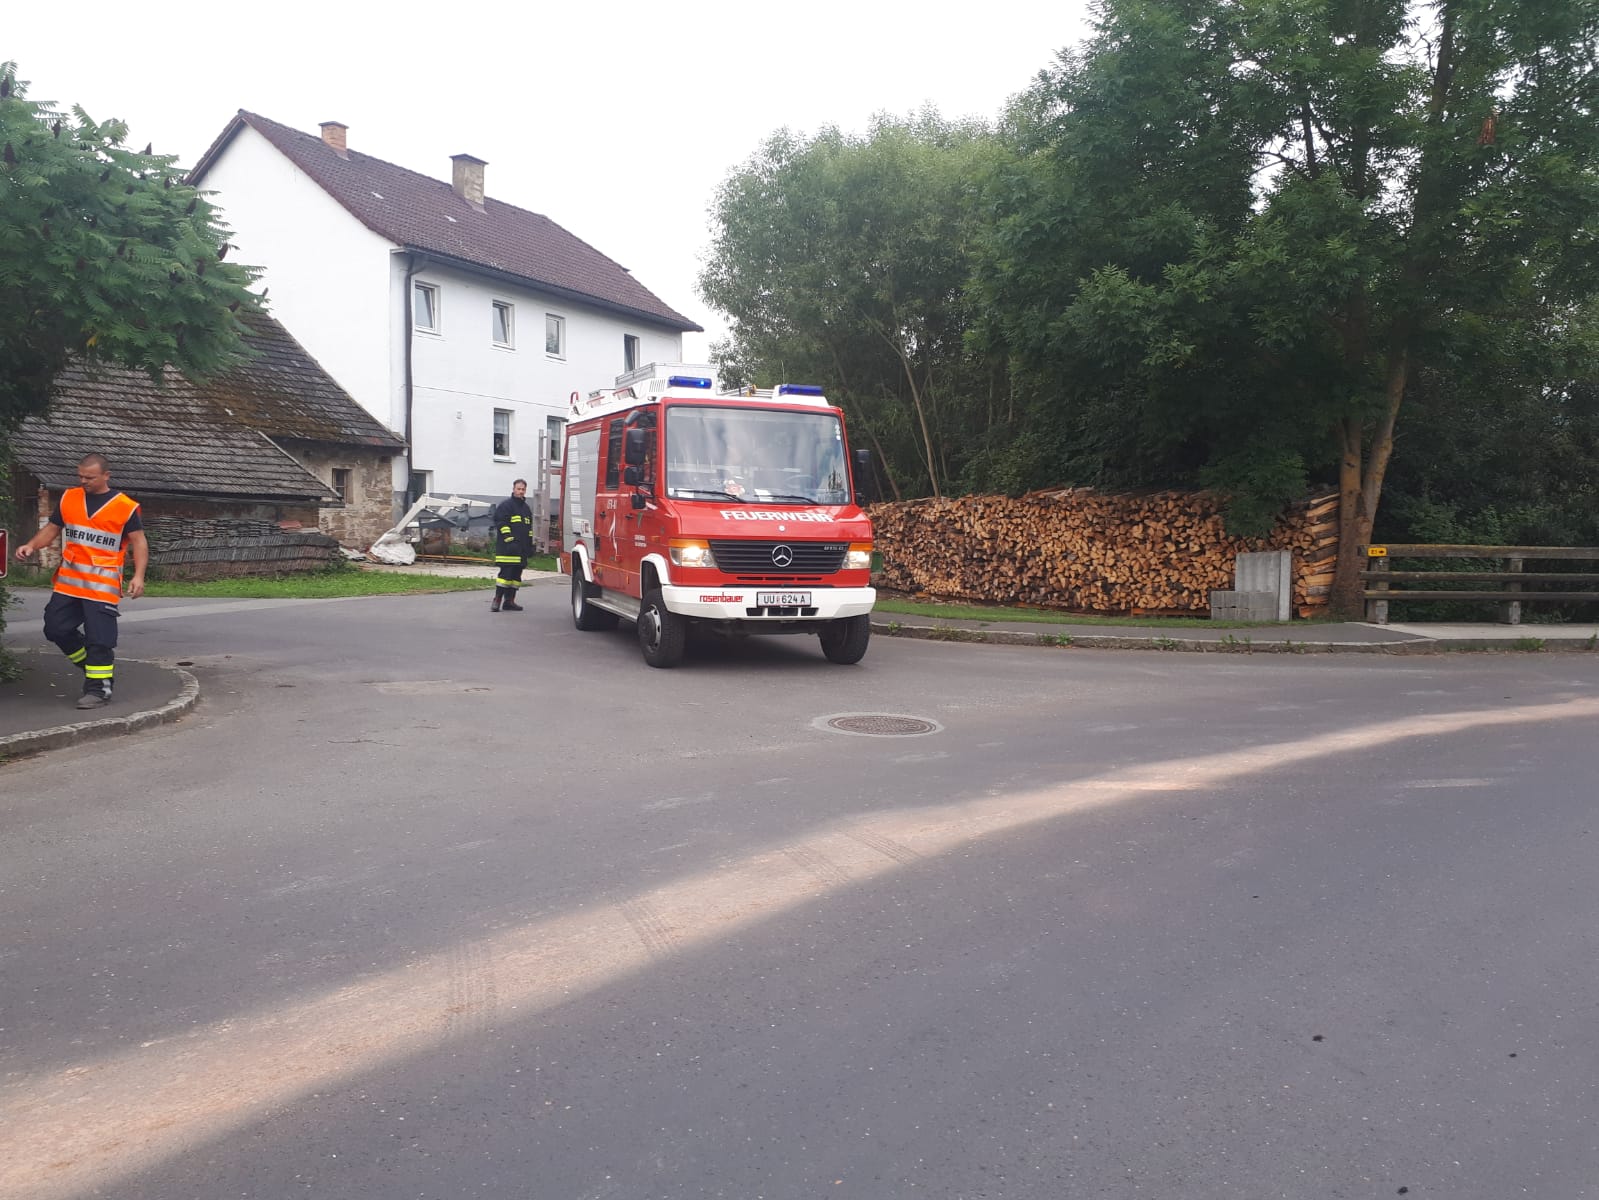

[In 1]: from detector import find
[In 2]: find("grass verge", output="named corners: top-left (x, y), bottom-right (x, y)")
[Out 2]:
top-left (6, 565), bottom-right (493, 599)
top-left (873, 596), bottom-right (1295, 629)
top-left (144, 574), bottom-right (493, 599)
top-left (419, 553), bottom-right (559, 573)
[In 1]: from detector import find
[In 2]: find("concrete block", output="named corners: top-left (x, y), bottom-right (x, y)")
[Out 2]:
top-left (1210, 589), bottom-right (1281, 622)
top-left (1235, 550), bottom-right (1292, 621)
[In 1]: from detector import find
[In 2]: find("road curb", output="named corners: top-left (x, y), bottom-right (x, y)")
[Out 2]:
top-left (872, 621), bottom-right (1441, 654)
top-left (0, 653), bottom-right (200, 760)
top-left (872, 621), bottom-right (1599, 654)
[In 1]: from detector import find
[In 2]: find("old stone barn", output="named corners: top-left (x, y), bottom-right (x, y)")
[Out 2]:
top-left (8, 312), bottom-right (405, 578)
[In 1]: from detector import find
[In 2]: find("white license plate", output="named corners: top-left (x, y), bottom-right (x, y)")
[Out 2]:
top-left (757, 591), bottom-right (812, 607)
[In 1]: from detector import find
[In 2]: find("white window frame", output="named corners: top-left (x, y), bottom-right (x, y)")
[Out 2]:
top-left (546, 415), bottom-right (565, 465)
top-left (545, 313), bottom-right (566, 359)
top-left (623, 333), bottom-right (641, 372)
top-left (492, 300), bottom-right (515, 348)
top-left (413, 282), bottom-right (440, 332)
top-left (493, 408), bottom-right (514, 461)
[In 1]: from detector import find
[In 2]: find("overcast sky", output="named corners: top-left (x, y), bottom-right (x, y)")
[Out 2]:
top-left (8, 0), bottom-right (1092, 362)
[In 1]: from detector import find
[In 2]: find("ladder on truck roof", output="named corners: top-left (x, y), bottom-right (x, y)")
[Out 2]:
top-left (569, 364), bottom-right (833, 422)
top-left (612, 361), bottom-right (718, 389)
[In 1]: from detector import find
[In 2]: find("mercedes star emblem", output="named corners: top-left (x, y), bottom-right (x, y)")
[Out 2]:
top-left (771, 544), bottom-right (795, 568)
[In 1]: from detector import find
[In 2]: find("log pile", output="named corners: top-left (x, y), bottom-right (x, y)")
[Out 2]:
top-left (143, 516), bottom-right (342, 579)
top-left (871, 489), bottom-right (1339, 618)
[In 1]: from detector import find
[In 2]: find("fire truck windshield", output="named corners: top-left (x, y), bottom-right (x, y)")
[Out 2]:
top-left (664, 405), bottom-right (850, 505)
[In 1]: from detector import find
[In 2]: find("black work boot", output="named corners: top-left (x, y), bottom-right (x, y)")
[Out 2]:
top-left (490, 588), bottom-right (503, 613)
top-left (501, 595), bottom-right (524, 612)
top-left (77, 681), bottom-right (112, 710)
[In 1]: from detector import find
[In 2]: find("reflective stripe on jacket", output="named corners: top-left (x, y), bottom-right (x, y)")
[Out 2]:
top-left (54, 488), bottom-right (138, 605)
top-left (492, 497), bottom-right (535, 559)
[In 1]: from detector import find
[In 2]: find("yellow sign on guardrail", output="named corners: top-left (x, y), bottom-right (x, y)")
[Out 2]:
top-left (1366, 545), bottom-right (1388, 557)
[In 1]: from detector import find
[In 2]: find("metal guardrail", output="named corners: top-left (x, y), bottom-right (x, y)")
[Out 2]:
top-left (1361, 544), bottom-right (1599, 624)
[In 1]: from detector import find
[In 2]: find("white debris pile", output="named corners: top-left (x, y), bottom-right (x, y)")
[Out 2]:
top-left (367, 531), bottom-right (417, 565)
top-left (366, 494), bottom-right (495, 566)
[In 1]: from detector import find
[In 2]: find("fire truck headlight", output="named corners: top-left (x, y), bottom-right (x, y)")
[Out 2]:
top-left (845, 542), bottom-right (873, 570)
top-left (669, 539), bottom-right (717, 568)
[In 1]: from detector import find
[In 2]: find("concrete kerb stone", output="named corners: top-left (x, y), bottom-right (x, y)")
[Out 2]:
top-left (870, 620), bottom-right (1438, 654)
top-left (871, 620), bottom-right (1599, 654)
top-left (0, 654), bottom-right (200, 761)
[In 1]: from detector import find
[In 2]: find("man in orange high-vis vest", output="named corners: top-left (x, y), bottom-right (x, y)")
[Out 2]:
top-left (13, 453), bottom-right (149, 710)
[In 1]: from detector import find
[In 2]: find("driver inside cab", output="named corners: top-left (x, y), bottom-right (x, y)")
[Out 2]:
top-left (722, 432), bottom-right (757, 497)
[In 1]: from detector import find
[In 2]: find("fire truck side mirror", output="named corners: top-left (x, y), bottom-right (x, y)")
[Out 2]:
top-left (623, 465), bottom-right (643, 486)
top-left (852, 448), bottom-right (874, 506)
top-left (630, 493), bottom-right (647, 511)
top-left (623, 427), bottom-right (649, 467)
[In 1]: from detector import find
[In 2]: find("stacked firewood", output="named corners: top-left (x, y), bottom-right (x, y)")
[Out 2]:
top-left (143, 516), bottom-right (342, 579)
top-left (871, 489), bottom-right (1339, 617)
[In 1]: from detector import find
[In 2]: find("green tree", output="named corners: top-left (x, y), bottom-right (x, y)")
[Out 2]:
top-left (976, 0), bottom-right (1599, 614)
top-left (699, 112), bottom-right (1004, 498)
top-left (0, 63), bottom-right (260, 429)
top-left (1382, 297), bottom-right (1599, 547)
top-left (0, 63), bottom-right (261, 677)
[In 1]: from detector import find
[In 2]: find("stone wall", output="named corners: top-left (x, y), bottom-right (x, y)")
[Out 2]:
top-left (280, 442), bottom-right (396, 548)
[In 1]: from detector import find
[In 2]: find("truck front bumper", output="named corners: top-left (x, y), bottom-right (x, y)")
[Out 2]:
top-left (660, 585), bottom-right (876, 622)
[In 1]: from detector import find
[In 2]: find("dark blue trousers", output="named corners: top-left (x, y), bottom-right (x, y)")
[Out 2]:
top-left (42, 591), bottom-right (120, 682)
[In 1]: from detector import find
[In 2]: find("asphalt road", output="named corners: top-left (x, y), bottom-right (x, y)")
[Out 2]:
top-left (2, 586), bottom-right (1597, 1199)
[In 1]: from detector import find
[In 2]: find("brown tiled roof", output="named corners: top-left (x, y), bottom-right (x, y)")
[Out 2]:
top-left (190, 111), bottom-right (702, 332)
top-left (213, 311), bottom-right (406, 449)
top-left (11, 312), bottom-right (400, 502)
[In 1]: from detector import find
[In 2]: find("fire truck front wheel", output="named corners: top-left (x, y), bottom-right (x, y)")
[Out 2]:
top-left (819, 614), bottom-right (872, 665)
top-left (572, 570), bottom-right (620, 631)
top-left (637, 588), bottom-right (688, 668)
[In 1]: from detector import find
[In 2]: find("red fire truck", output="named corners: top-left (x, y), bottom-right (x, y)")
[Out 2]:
top-left (560, 364), bottom-right (876, 667)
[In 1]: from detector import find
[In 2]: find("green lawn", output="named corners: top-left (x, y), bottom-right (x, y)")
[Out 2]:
top-left (147, 573), bottom-right (493, 599)
top-left (6, 565), bottom-right (493, 599)
top-left (415, 552), bottom-right (559, 573)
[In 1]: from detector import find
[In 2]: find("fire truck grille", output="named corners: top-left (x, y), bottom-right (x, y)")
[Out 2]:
top-left (709, 540), bottom-right (847, 574)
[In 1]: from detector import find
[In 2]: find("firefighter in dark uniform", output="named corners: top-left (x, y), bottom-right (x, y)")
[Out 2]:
top-left (490, 479), bottom-right (534, 612)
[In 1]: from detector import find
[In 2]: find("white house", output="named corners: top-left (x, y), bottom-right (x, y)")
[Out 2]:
top-left (189, 112), bottom-right (701, 515)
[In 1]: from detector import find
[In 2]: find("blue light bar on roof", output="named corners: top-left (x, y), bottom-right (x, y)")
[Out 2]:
top-left (667, 375), bottom-right (713, 389)
top-left (776, 384), bottom-right (825, 396)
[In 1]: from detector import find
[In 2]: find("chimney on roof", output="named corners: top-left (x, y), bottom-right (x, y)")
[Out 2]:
top-left (452, 154), bottom-right (487, 210)
top-left (319, 121), bottom-right (348, 158)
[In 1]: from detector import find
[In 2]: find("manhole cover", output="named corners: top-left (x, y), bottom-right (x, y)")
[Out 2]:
top-left (823, 714), bottom-right (941, 737)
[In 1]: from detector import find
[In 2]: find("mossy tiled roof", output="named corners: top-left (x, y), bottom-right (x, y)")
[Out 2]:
top-left (12, 313), bottom-right (401, 501)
